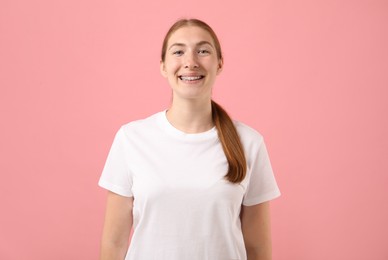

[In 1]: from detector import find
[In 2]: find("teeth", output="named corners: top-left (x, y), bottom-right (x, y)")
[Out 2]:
top-left (180, 76), bottom-right (202, 81)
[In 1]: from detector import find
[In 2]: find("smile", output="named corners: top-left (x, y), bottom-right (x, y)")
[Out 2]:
top-left (178, 75), bottom-right (205, 81)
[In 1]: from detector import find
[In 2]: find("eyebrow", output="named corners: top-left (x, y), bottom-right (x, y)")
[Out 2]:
top-left (168, 41), bottom-right (214, 50)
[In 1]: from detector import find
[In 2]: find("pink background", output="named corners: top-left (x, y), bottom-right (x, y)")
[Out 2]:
top-left (1, 0), bottom-right (387, 259)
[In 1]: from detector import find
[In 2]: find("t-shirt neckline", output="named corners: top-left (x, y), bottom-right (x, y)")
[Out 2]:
top-left (157, 110), bottom-right (217, 142)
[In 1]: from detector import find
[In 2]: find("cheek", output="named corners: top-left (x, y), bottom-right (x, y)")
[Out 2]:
top-left (164, 59), bottom-right (180, 73)
top-left (202, 57), bottom-right (219, 70)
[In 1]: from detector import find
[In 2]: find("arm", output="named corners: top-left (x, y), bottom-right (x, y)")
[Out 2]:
top-left (240, 201), bottom-right (273, 260)
top-left (100, 191), bottom-right (133, 260)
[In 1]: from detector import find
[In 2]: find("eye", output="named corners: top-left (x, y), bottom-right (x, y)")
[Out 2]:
top-left (172, 50), bottom-right (184, 56)
top-left (198, 49), bottom-right (210, 55)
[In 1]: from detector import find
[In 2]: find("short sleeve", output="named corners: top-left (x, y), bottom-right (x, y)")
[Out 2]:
top-left (242, 139), bottom-right (281, 206)
top-left (98, 127), bottom-right (133, 197)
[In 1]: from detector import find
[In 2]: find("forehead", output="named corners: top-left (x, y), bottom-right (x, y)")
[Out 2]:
top-left (167, 26), bottom-right (215, 47)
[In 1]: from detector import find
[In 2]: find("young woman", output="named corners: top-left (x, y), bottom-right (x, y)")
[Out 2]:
top-left (99, 18), bottom-right (280, 260)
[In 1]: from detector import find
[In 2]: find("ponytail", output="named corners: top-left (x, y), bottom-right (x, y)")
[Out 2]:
top-left (211, 100), bottom-right (247, 183)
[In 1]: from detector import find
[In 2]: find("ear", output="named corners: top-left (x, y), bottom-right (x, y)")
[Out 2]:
top-left (216, 58), bottom-right (224, 75)
top-left (160, 60), bottom-right (167, 78)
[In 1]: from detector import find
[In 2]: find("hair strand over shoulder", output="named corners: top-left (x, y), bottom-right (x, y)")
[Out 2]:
top-left (212, 100), bottom-right (247, 183)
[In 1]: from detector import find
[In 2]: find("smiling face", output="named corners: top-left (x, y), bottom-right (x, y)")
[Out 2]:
top-left (160, 25), bottom-right (223, 101)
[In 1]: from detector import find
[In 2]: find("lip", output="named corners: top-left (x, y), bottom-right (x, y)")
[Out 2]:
top-left (179, 73), bottom-right (205, 77)
top-left (178, 73), bottom-right (205, 79)
top-left (178, 75), bottom-right (205, 83)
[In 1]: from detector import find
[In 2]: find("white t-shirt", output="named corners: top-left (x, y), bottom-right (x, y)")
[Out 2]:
top-left (99, 110), bottom-right (280, 260)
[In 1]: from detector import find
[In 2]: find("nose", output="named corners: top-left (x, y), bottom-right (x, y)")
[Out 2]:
top-left (184, 51), bottom-right (199, 69)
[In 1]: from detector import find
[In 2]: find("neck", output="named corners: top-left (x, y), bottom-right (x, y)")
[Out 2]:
top-left (166, 98), bottom-right (214, 134)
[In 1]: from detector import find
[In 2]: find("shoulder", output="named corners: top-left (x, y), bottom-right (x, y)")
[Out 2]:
top-left (119, 111), bottom-right (162, 136)
top-left (233, 120), bottom-right (264, 144)
top-left (233, 120), bottom-right (267, 158)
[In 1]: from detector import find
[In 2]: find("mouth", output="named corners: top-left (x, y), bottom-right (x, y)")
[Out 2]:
top-left (178, 75), bottom-right (205, 82)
